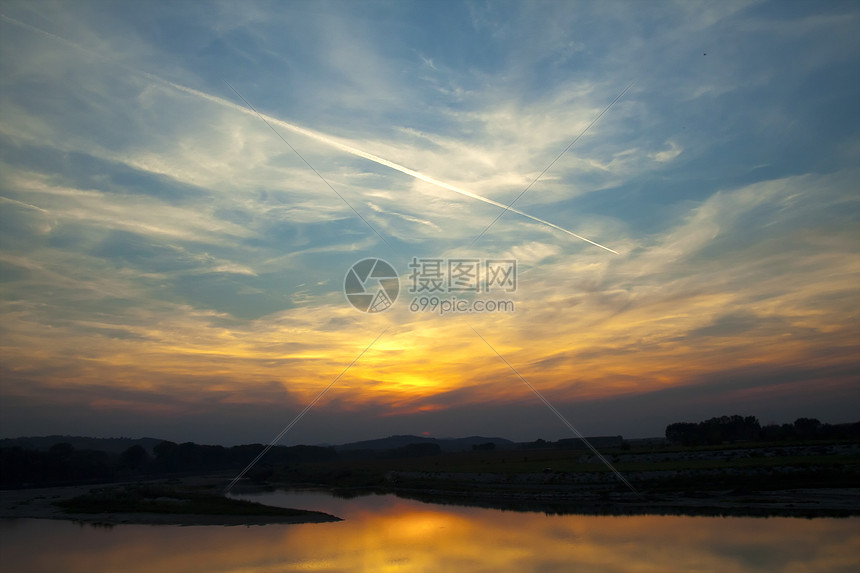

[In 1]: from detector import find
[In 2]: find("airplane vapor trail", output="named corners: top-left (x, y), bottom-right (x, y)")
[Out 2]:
top-left (158, 79), bottom-right (617, 253)
top-left (1, 12), bottom-right (616, 253)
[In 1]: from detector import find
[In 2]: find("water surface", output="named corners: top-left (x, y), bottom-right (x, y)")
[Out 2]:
top-left (0, 489), bottom-right (857, 572)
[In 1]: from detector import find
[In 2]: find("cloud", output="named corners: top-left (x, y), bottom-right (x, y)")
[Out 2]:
top-left (652, 141), bottom-right (682, 163)
top-left (1, 1), bottom-right (858, 443)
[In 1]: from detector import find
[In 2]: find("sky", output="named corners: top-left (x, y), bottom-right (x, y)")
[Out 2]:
top-left (0, 0), bottom-right (858, 446)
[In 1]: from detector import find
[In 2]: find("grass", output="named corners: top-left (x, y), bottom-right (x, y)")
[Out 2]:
top-left (56, 484), bottom-right (315, 516)
top-left (286, 449), bottom-right (859, 476)
top-left (261, 440), bottom-right (860, 493)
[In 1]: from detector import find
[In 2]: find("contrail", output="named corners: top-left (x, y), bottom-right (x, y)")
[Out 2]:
top-left (222, 80), bottom-right (394, 251)
top-left (155, 79), bottom-right (617, 253)
top-left (1, 12), bottom-right (616, 253)
top-left (471, 81), bottom-right (635, 248)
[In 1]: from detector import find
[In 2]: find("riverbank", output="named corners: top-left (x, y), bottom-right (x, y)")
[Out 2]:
top-left (389, 485), bottom-right (860, 518)
top-left (0, 477), bottom-right (340, 526)
top-left (264, 440), bottom-right (860, 518)
top-left (4, 440), bottom-right (858, 522)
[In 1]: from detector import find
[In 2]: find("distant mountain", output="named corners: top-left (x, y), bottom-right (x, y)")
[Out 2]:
top-left (0, 434), bottom-right (518, 454)
top-left (334, 435), bottom-right (515, 452)
top-left (0, 435), bottom-right (166, 454)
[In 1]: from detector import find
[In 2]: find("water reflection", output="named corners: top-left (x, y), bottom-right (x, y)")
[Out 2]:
top-left (1, 490), bottom-right (858, 572)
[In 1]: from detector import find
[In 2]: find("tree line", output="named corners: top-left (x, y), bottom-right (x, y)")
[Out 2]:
top-left (665, 415), bottom-right (860, 446)
top-left (0, 438), bottom-right (448, 488)
top-left (0, 440), bottom-right (337, 488)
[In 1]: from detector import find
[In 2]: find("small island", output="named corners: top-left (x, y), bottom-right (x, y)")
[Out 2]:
top-left (1, 479), bottom-right (340, 526)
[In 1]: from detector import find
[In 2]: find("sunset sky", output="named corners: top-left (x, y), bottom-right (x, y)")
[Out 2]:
top-left (1, 1), bottom-right (858, 446)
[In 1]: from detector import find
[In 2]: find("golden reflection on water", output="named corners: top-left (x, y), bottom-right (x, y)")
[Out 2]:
top-left (1, 494), bottom-right (858, 573)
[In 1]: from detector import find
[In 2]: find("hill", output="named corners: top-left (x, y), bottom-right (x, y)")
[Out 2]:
top-left (0, 435), bottom-right (165, 454)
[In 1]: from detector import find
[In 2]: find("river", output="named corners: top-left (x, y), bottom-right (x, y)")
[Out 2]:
top-left (0, 488), bottom-right (857, 572)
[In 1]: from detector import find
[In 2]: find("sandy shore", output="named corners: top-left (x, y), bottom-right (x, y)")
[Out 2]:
top-left (0, 482), bottom-right (341, 526)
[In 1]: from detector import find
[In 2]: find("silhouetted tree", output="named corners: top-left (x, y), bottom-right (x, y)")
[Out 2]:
top-left (153, 440), bottom-right (179, 471)
top-left (473, 442), bottom-right (496, 451)
top-left (793, 418), bottom-right (822, 440)
top-left (118, 445), bottom-right (150, 472)
top-left (666, 415), bottom-right (760, 445)
top-left (666, 422), bottom-right (701, 445)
